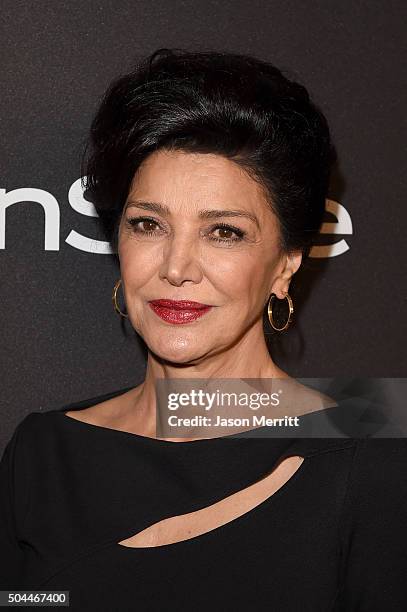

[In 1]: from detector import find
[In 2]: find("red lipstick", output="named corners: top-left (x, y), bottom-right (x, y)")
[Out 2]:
top-left (148, 299), bottom-right (213, 324)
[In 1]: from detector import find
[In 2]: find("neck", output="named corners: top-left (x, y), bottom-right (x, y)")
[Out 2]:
top-left (129, 322), bottom-right (290, 437)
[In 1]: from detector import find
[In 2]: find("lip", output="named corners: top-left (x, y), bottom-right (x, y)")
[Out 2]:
top-left (148, 299), bottom-right (213, 324)
top-left (149, 299), bottom-right (212, 310)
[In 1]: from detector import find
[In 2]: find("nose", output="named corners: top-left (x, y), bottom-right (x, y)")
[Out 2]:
top-left (158, 234), bottom-right (203, 286)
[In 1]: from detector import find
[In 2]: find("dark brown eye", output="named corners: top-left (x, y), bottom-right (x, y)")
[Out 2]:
top-left (210, 223), bottom-right (245, 244)
top-left (216, 227), bottom-right (234, 239)
top-left (125, 216), bottom-right (162, 235)
top-left (140, 220), bottom-right (158, 232)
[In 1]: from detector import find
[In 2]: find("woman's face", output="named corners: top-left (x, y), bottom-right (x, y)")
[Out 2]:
top-left (118, 149), bottom-right (301, 363)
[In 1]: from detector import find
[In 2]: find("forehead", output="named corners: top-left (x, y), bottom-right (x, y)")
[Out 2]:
top-left (127, 149), bottom-right (270, 211)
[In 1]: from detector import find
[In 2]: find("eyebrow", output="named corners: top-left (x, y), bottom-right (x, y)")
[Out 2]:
top-left (125, 200), bottom-right (260, 229)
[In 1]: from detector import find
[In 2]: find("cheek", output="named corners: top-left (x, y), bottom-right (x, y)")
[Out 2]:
top-left (209, 253), bottom-right (270, 306)
top-left (119, 242), bottom-right (158, 288)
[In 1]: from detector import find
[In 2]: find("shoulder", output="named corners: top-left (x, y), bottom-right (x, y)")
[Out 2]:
top-left (302, 437), bottom-right (407, 473)
top-left (62, 385), bottom-right (138, 427)
top-left (17, 385), bottom-right (137, 432)
top-left (3, 412), bottom-right (46, 451)
top-left (288, 437), bottom-right (407, 484)
top-left (347, 438), bottom-right (407, 495)
top-left (321, 437), bottom-right (407, 532)
top-left (1, 389), bottom-right (132, 466)
top-left (4, 410), bottom-right (53, 455)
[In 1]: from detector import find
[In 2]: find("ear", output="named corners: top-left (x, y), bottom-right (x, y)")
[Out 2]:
top-left (269, 251), bottom-right (303, 299)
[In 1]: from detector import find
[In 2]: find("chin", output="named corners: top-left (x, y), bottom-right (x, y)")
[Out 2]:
top-left (148, 335), bottom-right (208, 364)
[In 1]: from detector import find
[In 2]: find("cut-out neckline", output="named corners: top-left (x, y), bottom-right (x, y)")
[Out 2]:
top-left (114, 454), bottom-right (307, 552)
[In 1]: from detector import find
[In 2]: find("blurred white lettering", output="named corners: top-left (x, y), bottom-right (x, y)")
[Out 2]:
top-left (0, 184), bottom-right (347, 257)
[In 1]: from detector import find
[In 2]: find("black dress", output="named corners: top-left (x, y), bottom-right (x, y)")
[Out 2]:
top-left (1, 386), bottom-right (407, 611)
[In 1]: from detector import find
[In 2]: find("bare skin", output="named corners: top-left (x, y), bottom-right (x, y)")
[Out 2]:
top-left (65, 150), bottom-right (330, 546)
top-left (117, 455), bottom-right (304, 548)
top-left (67, 149), bottom-right (306, 438)
top-left (66, 149), bottom-right (337, 434)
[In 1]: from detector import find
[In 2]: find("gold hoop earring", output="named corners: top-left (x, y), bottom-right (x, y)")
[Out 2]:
top-left (112, 279), bottom-right (128, 318)
top-left (267, 292), bottom-right (294, 332)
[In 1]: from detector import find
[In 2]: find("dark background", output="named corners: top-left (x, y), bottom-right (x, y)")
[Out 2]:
top-left (1, 0), bottom-right (406, 452)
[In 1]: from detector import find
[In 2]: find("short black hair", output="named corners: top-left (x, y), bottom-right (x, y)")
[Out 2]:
top-left (82, 47), bottom-right (337, 261)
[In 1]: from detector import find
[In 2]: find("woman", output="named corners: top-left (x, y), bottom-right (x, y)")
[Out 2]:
top-left (1, 48), bottom-right (406, 610)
